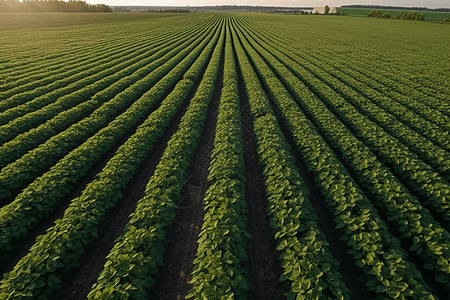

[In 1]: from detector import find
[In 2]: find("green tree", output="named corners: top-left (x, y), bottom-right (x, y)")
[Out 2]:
top-left (324, 5), bottom-right (330, 14)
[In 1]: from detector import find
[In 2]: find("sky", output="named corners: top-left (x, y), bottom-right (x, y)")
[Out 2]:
top-left (86, 0), bottom-right (450, 8)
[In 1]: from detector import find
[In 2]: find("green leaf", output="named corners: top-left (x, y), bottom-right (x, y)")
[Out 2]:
top-left (375, 285), bottom-right (387, 293)
top-left (436, 274), bottom-right (449, 284)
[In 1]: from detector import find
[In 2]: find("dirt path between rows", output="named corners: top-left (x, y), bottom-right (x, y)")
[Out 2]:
top-left (237, 61), bottom-right (286, 299)
top-left (148, 50), bottom-right (224, 300)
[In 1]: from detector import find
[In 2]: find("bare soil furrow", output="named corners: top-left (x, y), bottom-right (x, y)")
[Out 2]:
top-left (147, 50), bottom-right (224, 300)
top-left (237, 59), bottom-right (286, 300)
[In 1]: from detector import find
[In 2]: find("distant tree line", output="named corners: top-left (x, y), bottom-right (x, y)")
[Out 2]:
top-left (0, 0), bottom-right (112, 13)
top-left (393, 11), bottom-right (425, 21)
top-left (113, 6), bottom-right (131, 12)
top-left (291, 10), bottom-right (312, 14)
top-left (344, 4), bottom-right (450, 12)
top-left (367, 10), bottom-right (391, 18)
top-left (367, 10), bottom-right (425, 21)
top-left (109, 5), bottom-right (315, 13)
top-left (147, 9), bottom-right (190, 13)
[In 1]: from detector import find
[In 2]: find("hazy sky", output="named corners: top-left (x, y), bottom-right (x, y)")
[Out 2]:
top-left (86, 0), bottom-right (450, 8)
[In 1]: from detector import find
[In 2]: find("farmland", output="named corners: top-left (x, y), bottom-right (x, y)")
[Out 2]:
top-left (336, 7), bottom-right (450, 21)
top-left (1, 12), bottom-right (450, 299)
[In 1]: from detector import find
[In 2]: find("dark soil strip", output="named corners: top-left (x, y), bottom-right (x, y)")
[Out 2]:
top-left (236, 60), bottom-right (286, 300)
top-left (253, 75), bottom-right (375, 298)
top-left (148, 48), bottom-right (224, 300)
top-left (48, 69), bottom-right (209, 300)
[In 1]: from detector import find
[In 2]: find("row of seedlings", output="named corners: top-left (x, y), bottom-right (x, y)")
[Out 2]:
top-left (304, 46), bottom-right (450, 132)
top-left (242, 21), bottom-right (450, 180)
top-left (231, 20), bottom-right (351, 300)
top-left (87, 20), bottom-right (226, 300)
top-left (290, 49), bottom-right (450, 177)
top-left (251, 16), bottom-right (450, 118)
top-left (188, 21), bottom-right (251, 299)
top-left (303, 34), bottom-right (450, 115)
top-left (255, 18), bottom-right (450, 140)
top-left (262, 35), bottom-right (450, 233)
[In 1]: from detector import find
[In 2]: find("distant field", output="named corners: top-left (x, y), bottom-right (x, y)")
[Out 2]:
top-left (0, 12), bottom-right (179, 30)
top-left (337, 7), bottom-right (450, 21)
top-left (1, 12), bottom-right (450, 300)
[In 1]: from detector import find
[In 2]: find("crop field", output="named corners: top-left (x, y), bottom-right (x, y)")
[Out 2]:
top-left (336, 8), bottom-right (450, 21)
top-left (0, 12), bottom-right (450, 299)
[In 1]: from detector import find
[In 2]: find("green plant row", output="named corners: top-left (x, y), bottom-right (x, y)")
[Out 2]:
top-left (188, 21), bottom-right (251, 300)
top-left (0, 19), bottom-right (221, 263)
top-left (331, 39), bottom-right (449, 108)
top-left (87, 20), bottom-right (225, 300)
top-left (233, 18), bottom-right (437, 299)
top-left (0, 15), bottom-right (195, 76)
top-left (0, 28), bottom-right (131, 77)
top-left (0, 98), bottom-right (101, 170)
top-left (239, 15), bottom-right (450, 120)
top-left (236, 16), bottom-right (450, 161)
top-left (0, 22), bottom-right (216, 205)
top-left (0, 21), bottom-right (212, 171)
top-left (231, 20), bottom-right (351, 300)
top-left (0, 41), bottom-right (155, 116)
top-left (0, 20), bottom-right (207, 128)
top-left (238, 21), bottom-right (450, 291)
top-left (0, 20), bottom-right (222, 300)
